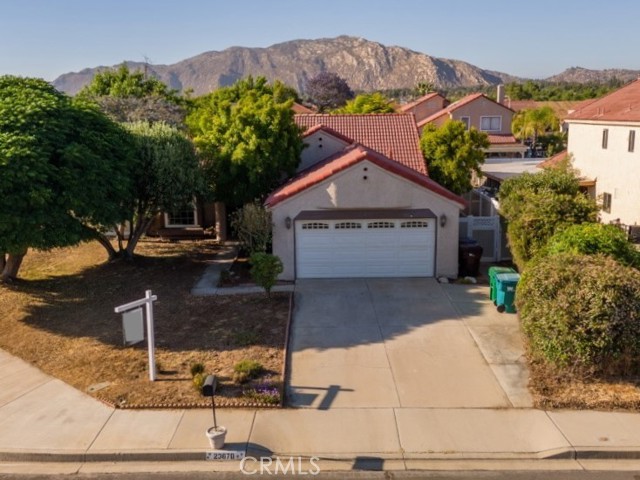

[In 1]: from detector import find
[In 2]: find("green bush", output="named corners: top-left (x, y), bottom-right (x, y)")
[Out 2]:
top-left (499, 164), bottom-right (598, 270)
top-left (517, 253), bottom-right (640, 377)
top-left (543, 223), bottom-right (640, 269)
top-left (233, 359), bottom-right (264, 384)
top-left (231, 202), bottom-right (272, 255)
top-left (192, 372), bottom-right (206, 392)
top-left (250, 253), bottom-right (283, 297)
top-left (190, 362), bottom-right (205, 377)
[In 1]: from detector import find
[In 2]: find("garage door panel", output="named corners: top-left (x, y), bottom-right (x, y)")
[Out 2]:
top-left (296, 218), bottom-right (435, 278)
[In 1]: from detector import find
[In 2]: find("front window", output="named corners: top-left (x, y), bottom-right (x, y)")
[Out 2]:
top-left (602, 192), bottom-right (612, 213)
top-left (460, 116), bottom-right (471, 130)
top-left (165, 205), bottom-right (198, 227)
top-left (629, 130), bottom-right (636, 152)
top-left (602, 129), bottom-right (609, 149)
top-left (480, 116), bottom-right (501, 132)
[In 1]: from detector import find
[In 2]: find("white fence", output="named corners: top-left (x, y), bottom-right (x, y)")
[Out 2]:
top-left (459, 215), bottom-right (511, 263)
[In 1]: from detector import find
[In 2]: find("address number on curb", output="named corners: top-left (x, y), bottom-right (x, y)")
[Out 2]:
top-left (206, 450), bottom-right (245, 461)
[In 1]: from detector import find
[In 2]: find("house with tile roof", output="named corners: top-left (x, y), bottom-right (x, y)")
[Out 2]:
top-left (417, 93), bottom-right (527, 158)
top-left (265, 113), bottom-right (466, 280)
top-left (565, 79), bottom-right (640, 227)
top-left (398, 92), bottom-right (449, 125)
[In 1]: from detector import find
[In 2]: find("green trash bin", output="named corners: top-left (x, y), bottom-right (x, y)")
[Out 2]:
top-left (495, 272), bottom-right (520, 313)
top-left (488, 266), bottom-right (515, 305)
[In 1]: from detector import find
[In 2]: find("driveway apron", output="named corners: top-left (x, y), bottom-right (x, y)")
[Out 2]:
top-left (287, 278), bottom-right (512, 409)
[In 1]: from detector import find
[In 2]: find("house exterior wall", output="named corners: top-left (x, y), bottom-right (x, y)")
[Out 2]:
top-left (297, 131), bottom-right (350, 172)
top-left (449, 97), bottom-right (514, 135)
top-left (404, 95), bottom-right (448, 124)
top-left (568, 121), bottom-right (640, 225)
top-left (270, 159), bottom-right (461, 280)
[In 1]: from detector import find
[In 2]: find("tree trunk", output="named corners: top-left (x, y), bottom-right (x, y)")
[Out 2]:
top-left (214, 202), bottom-right (227, 242)
top-left (125, 216), bottom-right (153, 259)
top-left (95, 232), bottom-right (119, 261)
top-left (0, 253), bottom-right (5, 274)
top-left (1, 252), bottom-right (26, 283)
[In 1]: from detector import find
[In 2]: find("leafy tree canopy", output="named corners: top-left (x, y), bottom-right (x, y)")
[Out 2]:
top-left (305, 72), bottom-right (354, 112)
top-left (505, 79), bottom-right (622, 101)
top-left (77, 64), bottom-right (189, 127)
top-left (499, 162), bottom-right (598, 270)
top-left (334, 92), bottom-right (395, 114)
top-left (420, 120), bottom-right (489, 195)
top-left (187, 76), bottom-right (303, 208)
top-left (0, 76), bottom-right (133, 280)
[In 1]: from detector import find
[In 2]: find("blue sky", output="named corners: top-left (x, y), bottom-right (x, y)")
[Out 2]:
top-left (1, 0), bottom-right (638, 81)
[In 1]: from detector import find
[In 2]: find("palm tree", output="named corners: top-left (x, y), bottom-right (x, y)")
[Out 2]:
top-left (512, 106), bottom-right (560, 153)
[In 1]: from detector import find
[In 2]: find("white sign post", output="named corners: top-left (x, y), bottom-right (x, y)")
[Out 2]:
top-left (115, 290), bottom-right (158, 381)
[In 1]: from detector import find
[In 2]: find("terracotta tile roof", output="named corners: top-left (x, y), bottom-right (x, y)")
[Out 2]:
top-left (301, 124), bottom-right (356, 145)
top-left (295, 114), bottom-right (426, 175)
top-left (536, 150), bottom-right (568, 169)
top-left (398, 92), bottom-right (445, 112)
top-left (265, 144), bottom-right (465, 209)
top-left (418, 93), bottom-right (514, 128)
top-left (292, 102), bottom-right (315, 114)
top-left (487, 134), bottom-right (520, 145)
top-left (566, 79), bottom-right (640, 122)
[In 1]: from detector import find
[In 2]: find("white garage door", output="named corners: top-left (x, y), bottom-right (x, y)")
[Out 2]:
top-left (295, 218), bottom-right (436, 278)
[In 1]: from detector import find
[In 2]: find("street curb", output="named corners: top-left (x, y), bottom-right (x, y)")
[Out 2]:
top-left (4, 446), bottom-right (640, 464)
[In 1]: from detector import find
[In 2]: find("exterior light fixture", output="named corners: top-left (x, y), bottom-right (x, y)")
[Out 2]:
top-left (285, 216), bottom-right (292, 229)
top-left (439, 213), bottom-right (447, 228)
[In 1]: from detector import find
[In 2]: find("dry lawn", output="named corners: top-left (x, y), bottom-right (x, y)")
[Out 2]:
top-left (529, 359), bottom-right (640, 410)
top-left (0, 240), bottom-right (290, 408)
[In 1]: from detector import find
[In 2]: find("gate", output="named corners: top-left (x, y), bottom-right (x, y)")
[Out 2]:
top-left (459, 216), bottom-right (511, 262)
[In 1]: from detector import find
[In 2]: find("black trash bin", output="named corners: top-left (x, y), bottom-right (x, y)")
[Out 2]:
top-left (458, 237), bottom-right (483, 277)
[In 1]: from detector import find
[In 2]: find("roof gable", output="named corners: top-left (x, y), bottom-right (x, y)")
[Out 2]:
top-left (398, 92), bottom-right (447, 113)
top-left (418, 93), bottom-right (514, 127)
top-left (295, 114), bottom-right (426, 175)
top-left (265, 144), bottom-right (465, 209)
top-left (566, 79), bottom-right (640, 123)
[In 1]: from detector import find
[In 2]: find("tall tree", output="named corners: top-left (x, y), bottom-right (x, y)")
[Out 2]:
top-left (512, 106), bottom-right (560, 151)
top-left (419, 121), bottom-right (489, 195)
top-left (187, 76), bottom-right (303, 208)
top-left (0, 76), bottom-right (133, 281)
top-left (77, 64), bottom-right (189, 127)
top-left (98, 121), bottom-right (205, 259)
top-left (499, 161), bottom-right (598, 270)
top-left (305, 72), bottom-right (354, 112)
top-left (334, 92), bottom-right (395, 114)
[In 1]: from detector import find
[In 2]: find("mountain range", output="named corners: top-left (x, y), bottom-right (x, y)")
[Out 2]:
top-left (52, 36), bottom-right (640, 96)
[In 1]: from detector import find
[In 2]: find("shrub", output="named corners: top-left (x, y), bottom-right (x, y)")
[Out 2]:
top-left (499, 163), bottom-right (598, 270)
top-left (517, 253), bottom-right (640, 377)
top-left (243, 383), bottom-right (281, 405)
top-left (543, 223), bottom-right (640, 269)
top-left (190, 362), bottom-right (205, 377)
top-left (233, 359), bottom-right (264, 384)
top-left (192, 372), bottom-right (206, 392)
top-left (231, 202), bottom-right (272, 255)
top-left (250, 253), bottom-right (283, 297)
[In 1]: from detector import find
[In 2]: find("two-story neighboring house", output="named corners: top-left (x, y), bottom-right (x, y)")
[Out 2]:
top-left (416, 91), bottom-right (527, 158)
top-left (565, 79), bottom-right (640, 227)
top-left (398, 92), bottom-right (449, 124)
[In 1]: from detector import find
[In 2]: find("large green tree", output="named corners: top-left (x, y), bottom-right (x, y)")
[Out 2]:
top-left (77, 64), bottom-right (189, 127)
top-left (499, 162), bottom-right (598, 270)
top-left (0, 76), bottom-right (133, 281)
top-left (103, 121), bottom-right (204, 259)
top-left (420, 120), bottom-right (489, 195)
top-left (334, 92), bottom-right (395, 114)
top-left (187, 76), bottom-right (303, 208)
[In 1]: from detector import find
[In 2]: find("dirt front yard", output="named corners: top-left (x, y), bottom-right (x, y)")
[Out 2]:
top-left (0, 240), bottom-right (290, 408)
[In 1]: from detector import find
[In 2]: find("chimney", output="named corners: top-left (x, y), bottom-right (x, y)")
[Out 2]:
top-left (497, 84), bottom-right (505, 105)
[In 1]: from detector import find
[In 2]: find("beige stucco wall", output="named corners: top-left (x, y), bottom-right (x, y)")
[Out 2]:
top-left (430, 97), bottom-right (514, 135)
top-left (297, 131), bottom-right (349, 172)
top-left (568, 121), bottom-right (640, 225)
top-left (405, 96), bottom-right (448, 124)
top-left (270, 159), bottom-right (461, 280)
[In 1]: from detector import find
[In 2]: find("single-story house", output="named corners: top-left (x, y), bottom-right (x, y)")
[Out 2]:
top-left (265, 114), bottom-right (466, 280)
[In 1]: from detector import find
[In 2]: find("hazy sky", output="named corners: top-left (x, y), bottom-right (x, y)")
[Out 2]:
top-left (1, 0), bottom-right (638, 81)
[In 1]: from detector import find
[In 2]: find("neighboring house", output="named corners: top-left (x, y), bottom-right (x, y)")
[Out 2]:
top-left (292, 102), bottom-right (315, 114)
top-left (418, 92), bottom-right (527, 158)
top-left (146, 201), bottom-right (217, 239)
top-left (398, 92), bottom-right (449, 125)
top-left (265, 114), bottom-right (466, 280)
top-left (565, 79), bottom-right (640, 227)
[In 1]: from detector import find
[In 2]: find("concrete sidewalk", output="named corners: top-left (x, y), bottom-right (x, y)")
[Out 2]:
top-left (3, 348), bottom-right (640, 470)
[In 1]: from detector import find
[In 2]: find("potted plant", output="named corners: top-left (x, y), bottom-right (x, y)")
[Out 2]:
top-left (202, 375), bottom-right (227, 449)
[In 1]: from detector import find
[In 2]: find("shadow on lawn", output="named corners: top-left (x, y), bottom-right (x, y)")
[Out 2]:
top-left (14, 243), bottom-right (288, 354)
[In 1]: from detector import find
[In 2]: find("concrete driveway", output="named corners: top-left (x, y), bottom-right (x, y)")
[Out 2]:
top-left (287, 278), bottom-right (531, 409)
